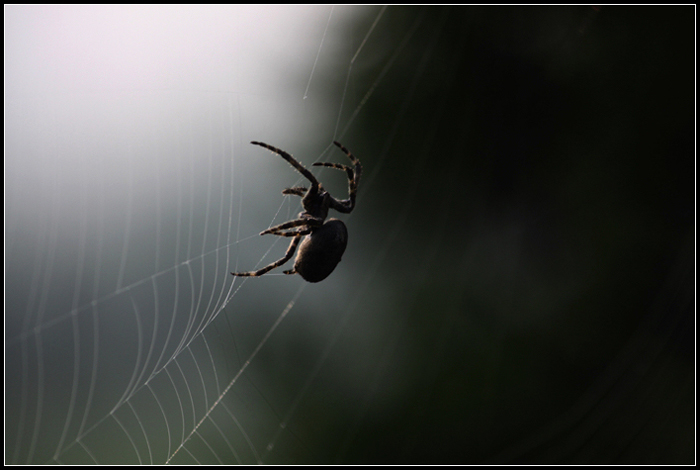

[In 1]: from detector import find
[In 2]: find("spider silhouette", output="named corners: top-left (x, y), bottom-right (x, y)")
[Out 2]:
top-left (231, 141), bottom-right (362, 283)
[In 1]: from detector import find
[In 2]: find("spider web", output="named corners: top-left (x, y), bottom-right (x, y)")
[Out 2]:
top-left (6, 6), bottom-right (695, 465)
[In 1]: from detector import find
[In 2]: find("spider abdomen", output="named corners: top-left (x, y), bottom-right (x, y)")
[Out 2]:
top-left (294, 218), bottom-right (348, 283)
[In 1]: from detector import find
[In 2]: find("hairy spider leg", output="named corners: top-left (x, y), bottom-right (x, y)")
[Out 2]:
top-left (251, 141), bottom-right (320, 187)
top-left (333, 141), bottom-right (362, 172)
top-left (333, 141), bottom-right (362, 199)
top-left (282, 187), bottom-right (308, 197)
top-left (311, 162), bottom-right (354, 212)
top-left (312, 162), bottom-right (354, 179)
top-left (262, 227), bottom-right (313, 238)
top-left (311, 142), bottom-right (362, 213)
top-left (260, 216), bottom-right (323, 236)
top-left (231, 236), bottom-right (301, 277)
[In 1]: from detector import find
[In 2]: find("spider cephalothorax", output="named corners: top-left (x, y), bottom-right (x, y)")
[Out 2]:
top-left (231, 141), bottom-right (361, 283)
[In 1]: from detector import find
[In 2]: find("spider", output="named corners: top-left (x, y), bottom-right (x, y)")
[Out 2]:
top-left (231, 141), bottom-right (362, 283)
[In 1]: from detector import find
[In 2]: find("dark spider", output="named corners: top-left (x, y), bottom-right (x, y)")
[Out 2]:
top-left (231, 141), bottom-right (362, 283)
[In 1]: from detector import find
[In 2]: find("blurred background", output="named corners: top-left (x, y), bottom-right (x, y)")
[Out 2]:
top-left (5, 6), bottom-right (694, 464)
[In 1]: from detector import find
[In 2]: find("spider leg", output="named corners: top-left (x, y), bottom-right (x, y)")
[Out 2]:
top-left (251, 141), bottom-right (320, 187)
top-left (263, 227), bottom-right (313, 238)
top-left (333, 141), bottom-right (361, 169)
top-left (231, 236), bottom-right (301, 277)
top-left (312, 162), bottom-right (354, 181)
top-left (333, 141), bottom-right (362, 199)
top-left (282, 186), bottom-right (308, 197)
top-left (313, 141), bottom-right (362, 214)
top-left (260, 216), bottom-right (323, 236)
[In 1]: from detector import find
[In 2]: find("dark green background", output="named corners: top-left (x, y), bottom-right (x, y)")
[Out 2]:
top-left (289, 6), bottom-right (695, 463)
